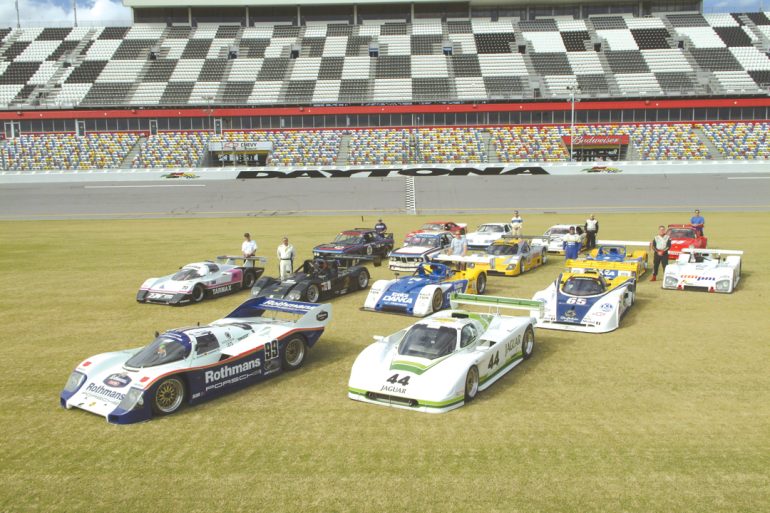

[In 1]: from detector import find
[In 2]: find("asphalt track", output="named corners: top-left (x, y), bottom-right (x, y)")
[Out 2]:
top-left (0, 173), bottom-right (768, 220)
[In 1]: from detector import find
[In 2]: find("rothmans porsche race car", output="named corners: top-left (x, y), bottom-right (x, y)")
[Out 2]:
top-left (566, 240), bottom-right (649, 278)
top-left (364, 260), bottom-right (487, 316)
top-left (348, 293), bottom-right (542, 413)
top-left (532, 224), bottom-right (587, 254)
top-left (251, 256), bottom-right (378, 302)
top-left (663, 247), bottom-right (743, 293)
top-left (137, 256), bottom-right (267, 305)
top-left (61, 297), bottom-right (332, 424)
top-left (533, 267), bottom-right (636, 333)
top-left (459, 235), bottom-right (547, 276)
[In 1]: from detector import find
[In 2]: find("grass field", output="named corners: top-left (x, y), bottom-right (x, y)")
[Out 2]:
top-left (1, 213), bottom-right (768, 513)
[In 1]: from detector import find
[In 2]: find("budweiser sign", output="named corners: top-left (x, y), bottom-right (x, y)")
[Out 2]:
top-left (562, 135), bottom-right (629, 146)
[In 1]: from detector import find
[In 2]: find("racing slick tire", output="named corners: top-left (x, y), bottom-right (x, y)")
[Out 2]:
top-left (281, 336), bottom-right (307, 371)
top-left (476, 273), bottom-right (487, 294)
top-left (464, 366), bottom-right (479, 402)
top-left (191, 284), bottom-right (205, 303)
top-left (152, 376), bottom-right (186, 415)
top-left (431, 289), bottom-right (444, 312)
top-left (242, 270), bottom-right (257, 289)
top-left (356, 269), bottom-right (370, 290)
top-left (522, 326), bottom-right (535, 360)
top-left (305, 284), bottom-right (321, 303)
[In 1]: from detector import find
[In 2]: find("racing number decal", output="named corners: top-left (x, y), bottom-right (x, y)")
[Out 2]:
top-left (386, 374), bottom-right (411, 386)
top-left (566, 297), bottom-right (587, 305)
top-left (264, 341), bottom-right (279, 360)
top-left (487, 352), bottom-right (500, 370)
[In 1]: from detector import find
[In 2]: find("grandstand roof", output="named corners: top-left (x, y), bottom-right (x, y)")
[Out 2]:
top-left (124, 0), bottom-right (688, 7)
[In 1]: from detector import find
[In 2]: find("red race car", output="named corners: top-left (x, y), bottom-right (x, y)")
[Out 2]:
top-left (666, 224), bottom-right (707, 260)
top-left (404, 220), bottom-right (467, 241)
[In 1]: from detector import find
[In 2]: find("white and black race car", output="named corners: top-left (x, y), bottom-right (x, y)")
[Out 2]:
top-left (137, 256), bottom-right (267, 305)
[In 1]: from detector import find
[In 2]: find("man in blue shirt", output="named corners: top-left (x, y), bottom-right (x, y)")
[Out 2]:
top-left (448, 232), bottom-right (467, 256)
top-left (690, 209), bottom-right (705, 236)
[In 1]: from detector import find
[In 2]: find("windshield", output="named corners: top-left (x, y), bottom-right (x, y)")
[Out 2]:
top-left (333, 233), bottom-right (363, 245)
top-left (420, 223), bottom-right (444, 231)
top-left (562, 277), bottom-right (605, 296)
top-left (549, 227), bottom-right (569, 236)
top-left (398, 324), bottom-right (457, 359)
top-left (171, 267), bottom-right (205, 280)
top-left (487, 243), bottom-right (518, 255)
top-left (598, 246), bottom-right (625, 258)
top-left (125, 333), bottom-right (191, 368)
top-left (477, 225), bottom-right (503, 233)
top-left (668, 228), bottom-right (696, 239)
top-left (405, 235), bottom-right (440, 248)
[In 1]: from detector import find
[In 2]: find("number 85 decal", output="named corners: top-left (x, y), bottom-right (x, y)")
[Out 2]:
top-left (566, 297), bottom-right (587, 305)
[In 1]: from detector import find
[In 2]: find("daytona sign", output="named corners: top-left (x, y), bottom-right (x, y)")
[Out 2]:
top-left (237, 166), bottom-right (549, 179)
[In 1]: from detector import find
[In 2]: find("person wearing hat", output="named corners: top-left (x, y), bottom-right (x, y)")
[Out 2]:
top-left (277, 236), bottom-right (295, 281)
top-left (375, 219), bottom-right (387, 234)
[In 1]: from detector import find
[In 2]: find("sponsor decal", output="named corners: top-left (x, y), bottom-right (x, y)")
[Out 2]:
top-left (382, 292), bottom-right (413, 304)
top-left (681, 275), bottom-right (715, 281)
top-left (211, 284), bottom-right (233, 295)
top-left (316, 311), bottom-right (329, 321)
top-left (204, 359), bottom-right (261, 391)
top-left (237, 166), bottom-right (549, 179)
top-left (563, 135), bottom-right (629, 146)
top-left (505, 335), bottom-right (522, 355)
top-left (147, 292), bottom-right (173, 300)
top-left (262, 299), bottom-right (313, 311)
top-left (380, 384), bottom-right (407, 394)
top-left (85, 383), bottom-right (126, 402)
top-left (161, 172), bottom-right (199, 179)
top-left (600, 303), bottom-right (614, 312)
top-left (581, 166), bottom-right (622, 174)
top-left (103, 373), bottom-right (132, 388)
top-left (563, 310), bottom-right (577, 319)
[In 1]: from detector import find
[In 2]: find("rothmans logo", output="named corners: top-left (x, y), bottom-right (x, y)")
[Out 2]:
top-left (205, 359), bottom-right (260, 383)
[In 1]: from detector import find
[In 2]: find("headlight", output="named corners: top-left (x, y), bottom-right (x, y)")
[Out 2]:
top-left (715, 279), bottom-right (730, 292)
top-left (287, 290), bottom-right (302, 300)
top-left (118, 387), bottom-right (145, 411)
top-left (468, 263), bottom-right (475, 268)
top-left (63, 371), bottom-right (86, 393)
top-left (664, 276), bottom-right (678, 288)
top-left (506, 264), bottom-right (516, 270)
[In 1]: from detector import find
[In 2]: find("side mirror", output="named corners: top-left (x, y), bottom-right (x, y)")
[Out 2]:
top-left (373, 335), bottom-right (386, 343)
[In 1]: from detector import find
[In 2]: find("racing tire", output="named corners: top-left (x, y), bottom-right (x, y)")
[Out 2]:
top-left (464, 366), bottom-right (479, 402)
top-left (242, 270), bottom-right (257, 289)
top-left (281, 336), bottom-right (307, 371)
top-left (152, 376), bottom-right (186, 415)
top-left (356, 269), bottom-right (370, 290)
top-left (522, 326), bottom-right (535, 360)
top-left (476, 273), bottom-right (487, 295)
top-left (305, 284), bottom-right (321, 303)
top-left (431, 289), bottom-right (444, 312)
top-left (191, 284), bottom-right (205, 303)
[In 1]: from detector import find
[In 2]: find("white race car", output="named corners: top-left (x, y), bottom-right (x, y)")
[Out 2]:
top-left (465, 223), bottom-right (513, 250)
top-left (349, 294), bottom-right (542, 413)
top-left (532, 224), bottom-right (587, 253)
top-left (662, 248), bottom-right (743, 293)
top-left (388, 231), bottom-right (453, 272)
top-left (60, 298), bottom-right (332, 424)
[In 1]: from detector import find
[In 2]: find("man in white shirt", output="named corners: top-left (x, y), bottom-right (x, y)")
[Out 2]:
top-left (448, 232), bottom-right (467, 256)
top-left (511, 211), bottom-right (523, 237)
top-left (277, 237), bottom-right (295, 281)
top-left (242, 233), bottom-right (257, 266)
top-left (584, 214), bottom-right (599, 249)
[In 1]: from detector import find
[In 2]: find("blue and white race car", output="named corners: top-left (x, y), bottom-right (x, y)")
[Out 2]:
top-left (532, 268), bottom-right (635, 333)
top-left (60, 298), bottom-right (332, 424)
top-left (364, 262), bottom-right (487, 316)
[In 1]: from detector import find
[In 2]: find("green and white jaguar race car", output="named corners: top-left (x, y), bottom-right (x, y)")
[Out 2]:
top-left (348, 294), bottom-right (542, 413)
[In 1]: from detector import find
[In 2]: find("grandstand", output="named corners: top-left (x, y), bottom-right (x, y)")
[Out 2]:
top-left (2, 1), bottom-right (770, 170)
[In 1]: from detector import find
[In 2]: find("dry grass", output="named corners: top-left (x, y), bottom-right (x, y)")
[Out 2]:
top-left (0, 213), bottom-right (768, 513)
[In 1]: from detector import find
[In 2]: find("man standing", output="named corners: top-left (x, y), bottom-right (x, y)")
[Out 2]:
top-left (375, 219), bottom-right (387, 234)
top-left (650, 225), bottom-right (671, 281)
top-left (448, 232), bottom-right (467, 256)
top-left (690, 209), bottom-right (705, 236)
top-left (277, 237), bottom-right (295, 281)
top-left (510, 210), bottom-right (523, 237)
top-left (563, 226), bottom-right (582, 260)
top-left (584, 214), bottom-right (599, 249)
top-left (242, 233), bottom-right (257, 266)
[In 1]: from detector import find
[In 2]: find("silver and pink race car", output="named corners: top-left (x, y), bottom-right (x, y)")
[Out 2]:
top-left (137, 256), bottom-right (267, 305)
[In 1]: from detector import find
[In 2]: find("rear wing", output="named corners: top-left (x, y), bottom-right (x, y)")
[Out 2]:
top-left (222, 297), bottom-right (332, 328)
top-left (450, 293), bottom-right (544, 317)
top-left (596, 240), bottom-right (649, 247)
top-left (682, 248), bottom-right (743, 256)
top-left (217, 255), bottom-right (268, 266)
top-left (566, 258), bottom-right (639, 278)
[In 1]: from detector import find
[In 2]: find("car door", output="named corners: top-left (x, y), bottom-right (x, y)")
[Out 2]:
top-left (520, 241), bottom-right (533, 270)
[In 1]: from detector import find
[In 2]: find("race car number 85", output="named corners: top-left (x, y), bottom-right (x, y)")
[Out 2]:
top-left (566, 297), bottom-right (587, 305)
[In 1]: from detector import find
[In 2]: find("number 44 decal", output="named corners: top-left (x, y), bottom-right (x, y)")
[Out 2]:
top-left (488, 351), bottom-right (500, 369)
top-left (386, 374), bottom-right (411, 386)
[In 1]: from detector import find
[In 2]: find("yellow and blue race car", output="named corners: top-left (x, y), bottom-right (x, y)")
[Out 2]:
top-left (447, 236), bottom-right (548, 276)
top-left (566, 240), bottom-right (648, 279)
